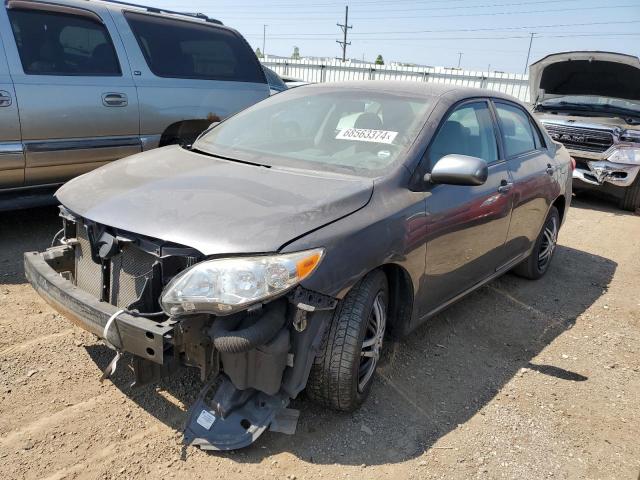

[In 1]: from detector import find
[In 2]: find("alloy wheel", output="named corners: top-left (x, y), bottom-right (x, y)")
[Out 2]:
top-left (358, 292), bottom-right (386, 392)
top-left (538, 216), bottom-right (558, 270)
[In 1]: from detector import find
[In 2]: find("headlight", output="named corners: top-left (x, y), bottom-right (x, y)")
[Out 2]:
top-left (608, 147), bottom-right (640, 165)
top-left (160, 249), bottom-right (324, 316)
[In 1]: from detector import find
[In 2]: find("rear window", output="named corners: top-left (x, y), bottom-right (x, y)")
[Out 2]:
top-left (124, 12), bottom-right (265, 83)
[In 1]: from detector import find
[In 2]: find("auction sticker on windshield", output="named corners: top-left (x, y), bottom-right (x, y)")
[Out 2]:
top-left (336, 128), bottom-right (398, 144)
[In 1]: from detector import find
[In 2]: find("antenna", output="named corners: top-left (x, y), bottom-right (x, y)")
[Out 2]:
top-left (336, 6), bottom-right (352, 62)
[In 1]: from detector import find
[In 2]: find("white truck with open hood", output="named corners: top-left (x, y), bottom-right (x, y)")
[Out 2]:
top-left (531, 51), bottom-right (640, 211)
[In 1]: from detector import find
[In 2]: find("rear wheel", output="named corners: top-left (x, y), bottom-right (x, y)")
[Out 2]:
top-left (619, 176), bottom-right (640, 212)
top-left (513, 206), bottom-right (560, 280)
top-left (306, 270), bottom-right (388, 412)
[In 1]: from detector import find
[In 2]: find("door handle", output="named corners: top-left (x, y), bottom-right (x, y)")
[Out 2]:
top-left (102, 92), bottom-right (128, 107)
top-left (497, 180), bottom-right (513, 194)
top-left (546, 163), bottom-right (555, 175)
top-left (0, 90), bottom-right (11, 107)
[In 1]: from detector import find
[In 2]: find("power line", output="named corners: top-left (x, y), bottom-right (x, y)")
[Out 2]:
top-left (244, 32), bottom-right (640, 41)
top-left (241, 19), bottom-right (640, 37)
top-left (170, 0), bottom-right (583, 10)
top-left (217, 4), bottom-right (640, 21)
top-left (336, 5), bottom-right (352, 62)
top-left (190, 0), bottom-right (585, 14)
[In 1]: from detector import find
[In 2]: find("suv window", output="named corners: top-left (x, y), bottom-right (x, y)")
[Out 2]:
top-left (428, 101), bottom-right (498, 166)
top-left (124, 12), bottom-right (265, 83)
top-left (494, 102), bottom-right (537, 157)
top-left (8, 9), bottom-right (120, 76)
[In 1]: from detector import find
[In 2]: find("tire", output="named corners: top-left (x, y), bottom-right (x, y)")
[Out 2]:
top-left (306, 270), bottom-right (388, 412)
top-left (513, 206), bottom-right (560, 280)
top-left (619, 176), bottom-right (640, 212)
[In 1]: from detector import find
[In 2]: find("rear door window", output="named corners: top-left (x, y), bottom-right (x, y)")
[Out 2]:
top-left (124, 12), bottom-right (265, 83)
top-left (8, 8), bottom-right (120, 76)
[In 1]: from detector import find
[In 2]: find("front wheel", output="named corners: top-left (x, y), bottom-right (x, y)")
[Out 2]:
top-left (513, 206), bottom-right (560, 280)
top-left (306, 270), bottom-right (388, 412)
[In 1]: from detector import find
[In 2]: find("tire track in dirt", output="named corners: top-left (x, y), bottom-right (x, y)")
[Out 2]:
top-left (0, 393), bottom-right (111, 447)
top-left (0, 328), bottom-right (75, 356)
top-left (41, 425), bottom-right (164, 480)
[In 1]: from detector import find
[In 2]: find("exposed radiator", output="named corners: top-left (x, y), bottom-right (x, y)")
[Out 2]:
top-left (75, 226), bottom-right (103, 300)
top-left (75, 225), bottom-right (157, 309)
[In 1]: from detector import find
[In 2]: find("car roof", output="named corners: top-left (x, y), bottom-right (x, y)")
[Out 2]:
top-left (302, 80), bottom-right (524, 104)
top-left (29, 0), bottom-right (226, 28)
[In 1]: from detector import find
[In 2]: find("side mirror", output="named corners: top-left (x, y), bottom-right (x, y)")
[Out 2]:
top-left (426, 154), bottom-right (488, 186)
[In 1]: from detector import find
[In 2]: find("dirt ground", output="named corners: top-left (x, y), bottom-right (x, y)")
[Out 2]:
top-left (0, 194), bottom-right (638, 480)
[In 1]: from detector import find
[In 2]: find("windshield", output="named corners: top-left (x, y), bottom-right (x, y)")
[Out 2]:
top-left (193, 88), bottom-right (433, 176)
top-left (540, 95), bottom-right (640, 114)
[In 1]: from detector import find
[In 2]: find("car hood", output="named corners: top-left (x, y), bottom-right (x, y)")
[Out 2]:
top-left (529, 51), bottom-right (640, 104)
top-left (56, 146), bottom-right (373, 255)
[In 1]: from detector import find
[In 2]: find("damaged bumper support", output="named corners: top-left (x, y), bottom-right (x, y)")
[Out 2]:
top-left (573, 160), bottom-right (640, 187)
top-left (24, 248), bottom-right (174, 363)
top-left (24, 246), bottom-right (336, 450)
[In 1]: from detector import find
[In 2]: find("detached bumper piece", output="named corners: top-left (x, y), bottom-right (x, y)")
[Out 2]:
top-left (184, 375), bottom-right (298, 451)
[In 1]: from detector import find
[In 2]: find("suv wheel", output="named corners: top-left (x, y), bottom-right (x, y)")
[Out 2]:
top-left (513, 206), bottom-right (560, 280)
top-left (306, 270), bottom-right (388, 412)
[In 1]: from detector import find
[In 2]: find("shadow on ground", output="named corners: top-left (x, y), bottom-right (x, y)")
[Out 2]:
top-left (0, 206), bottom-right (60, 284)
top-left (1, 205), bottom-right (617, 466)
top-left (571, 191), bottom-right (638, 217)
top-left (86, 243), bottom-right (615, 466)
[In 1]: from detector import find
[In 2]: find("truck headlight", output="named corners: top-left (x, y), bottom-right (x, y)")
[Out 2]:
top-left (160, 249), bottom-right (324, 316)
top-left (608, 147), bottom-right (640, 165)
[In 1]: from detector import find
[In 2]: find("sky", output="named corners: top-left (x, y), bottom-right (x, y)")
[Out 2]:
top-left (144, 0), bottom-right (640, 73)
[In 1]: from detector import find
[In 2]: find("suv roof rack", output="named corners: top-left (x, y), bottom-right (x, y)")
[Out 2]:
top-left (95, 0), bottom-right (223, 24)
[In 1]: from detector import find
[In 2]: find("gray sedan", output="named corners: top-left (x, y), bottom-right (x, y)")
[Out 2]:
top-left (25, 81), bottom-right (572, 450)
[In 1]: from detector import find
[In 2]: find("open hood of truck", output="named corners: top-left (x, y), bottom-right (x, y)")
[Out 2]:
top-left (529, 51), bottom-right (640, 104)
top-left (55, 146), bottom-right (373, 256)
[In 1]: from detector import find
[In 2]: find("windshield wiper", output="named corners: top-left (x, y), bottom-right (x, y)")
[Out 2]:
top-left (191, 148), bottom-right (271, 168)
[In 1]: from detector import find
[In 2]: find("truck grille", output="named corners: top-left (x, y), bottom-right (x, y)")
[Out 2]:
top-left (75, 225), bottom-right (157, 309)
top-left (543, 123), bottom-right (614, 153)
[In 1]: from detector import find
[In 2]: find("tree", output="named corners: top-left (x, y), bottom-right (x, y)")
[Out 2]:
top-left (291, 46), bottom-right (301, 60)
top-left (375, 54), bottom-right (384, 65)
top-left (255, 47), bottom-right (263, 59)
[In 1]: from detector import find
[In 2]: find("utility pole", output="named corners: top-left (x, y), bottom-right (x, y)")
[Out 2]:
top-left (457, 52), bottom-right (463, 68)
top-left (336, 6), bottom-right (352, 62)
top-left (523, 32), bottom-right (535, 75)
top-left (262, 24), bottom-right (267, 58)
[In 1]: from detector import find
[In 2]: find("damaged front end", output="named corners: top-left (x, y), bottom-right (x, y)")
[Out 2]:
top-left (541, 121), bottom-right (640, 189)
top-left (24, 207), bottom-right (337, 450)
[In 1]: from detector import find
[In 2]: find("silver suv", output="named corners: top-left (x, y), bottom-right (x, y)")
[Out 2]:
top-left (0, 0), bottom-right (270, 208)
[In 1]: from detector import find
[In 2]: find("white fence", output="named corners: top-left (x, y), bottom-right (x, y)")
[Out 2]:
top-left (261, 57), bottom-right (531, 103)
